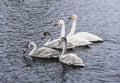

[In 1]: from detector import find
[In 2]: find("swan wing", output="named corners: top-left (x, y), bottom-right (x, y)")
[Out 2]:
top-left (74, 32), bottom-right (103, 42)
top-left (31, 47), bottom-right (61, 58)
top-left (44, 39), bottom-right (60, 46)
top-left (44, 39), bottom-right (61, 48)
top-left (59, 53), bottom-right (85, 66)
top-left (67, 36), bottom-right (92, 46)
top-left (44, 38), bottom-right (75, 49)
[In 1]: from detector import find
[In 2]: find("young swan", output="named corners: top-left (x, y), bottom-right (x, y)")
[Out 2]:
top-left (55, 20), bottom-right (92, 46)
top-left (68, 14), bottom-right (103, 42)
top-left (41, 31), bottom-right (75, 49)
top-left (59, 37), bottom-right (85, 66)
top-left (24, 41), bottom-right (61, 58)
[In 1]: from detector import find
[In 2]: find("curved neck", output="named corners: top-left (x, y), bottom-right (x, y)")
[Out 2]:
top-left (61, 39), bottom-right (67, 56)
top-left (60, 22), bottom-right (65, 38)
top-left (29, 43), bottom-right (37, 56)
top-left (46, 33), bottom-right (53, 43)
top-left (68, 19), bottom-right (77, 36)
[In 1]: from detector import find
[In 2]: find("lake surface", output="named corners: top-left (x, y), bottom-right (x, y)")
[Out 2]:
top-left (0, 0), bottom-right (120, 83)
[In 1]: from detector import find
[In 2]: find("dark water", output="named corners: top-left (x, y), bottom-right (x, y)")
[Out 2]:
top-left (1, 0), bottom-right (120, 83)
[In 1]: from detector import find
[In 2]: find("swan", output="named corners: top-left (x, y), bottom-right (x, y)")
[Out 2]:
top-left (42, 20), bottom-right (65, 47)
top-left (68, 14), bottom-right (104, 42)
top-left (59, 37), bottom-right (85, 66)
top-left (41, 29), bottom-right (75, 49)
top-left (24, 41), bottom-right (61, 58)
top-left (55, 20), bottom-right (92, 46)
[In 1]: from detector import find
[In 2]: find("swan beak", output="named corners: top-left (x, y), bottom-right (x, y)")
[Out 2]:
top-left (41, 35), bottom-right (45, 40)
top-left (54, 24), bottom-right (57, 26)
top-left (23, 48), bottom-right (27, 54)
top-left (68, 15), bottom-right (75, 20)
top-left (54, 23), bottom-right (59, 26)
top-left (41, 37), bottom-right (45, 40)
top-left (68, 17), bottom-right (71, 19)
top-left (23, 47), bottom-right (27, 54)
top-left (23, 44), bottom-right (28, 54)
top-left (68, 16), bottom-right (72, 19)
top-left (54, 21), bottom-right (60, 26)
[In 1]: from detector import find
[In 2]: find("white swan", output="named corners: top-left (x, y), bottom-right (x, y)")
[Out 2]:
top-left (55, 20), bottom-right (92, 46)
top-left (24, 42), bottom-right (61, 58)
top-left (41, 28), bottom-right (75, 49)
top-left (42, 20), bottom-right (65, 47)
top-left (59, 37), bottom-right (85, 66)
top-left (68, 14), bottom-right (104, 42)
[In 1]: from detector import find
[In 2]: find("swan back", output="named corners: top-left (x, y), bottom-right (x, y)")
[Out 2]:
top-left (44, 38), bottom-right (75, 49)
top-left (74, 32), bottom-right (104, 42)
top-left (67, 35), bottom-right (92, 46)
top-left (59, 53), bottom-right (85, 66)
top-left (31, 47), bottom-right (61, 58)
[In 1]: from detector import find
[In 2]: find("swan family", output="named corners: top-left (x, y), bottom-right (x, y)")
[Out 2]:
top-left (23, 14), bottom-right (103, 67)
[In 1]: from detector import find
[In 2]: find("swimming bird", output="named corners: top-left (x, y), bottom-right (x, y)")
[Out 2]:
top-left (68, 14), bottom-right (103, 42)
top-left (24, 41), bottom-right (61, 58)
top-left (41, 31), bottom-right (75, 49)
top-left (41, 20), bottom-right (65, 48)
top-left (58, 37), bottom-right (85, 66)
top-left (55, 20), bottom-right (92, 46)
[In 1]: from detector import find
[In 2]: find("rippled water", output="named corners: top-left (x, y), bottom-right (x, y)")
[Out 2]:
top-left (1, 0), bottom-right (120, 83)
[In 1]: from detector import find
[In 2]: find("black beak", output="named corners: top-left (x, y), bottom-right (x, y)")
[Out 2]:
top-left (41, 37), bottom-right (44, 40)
top-left (54, 24), bottom-right (57, 26)
top-left (23, 47), bottom-right (27, 54)
top-left (41, 35), bottom-right (45, 40)
top-left (23, 50), bottom-right (26, 54)
top-left (23, 43), bottom-right (29, 54)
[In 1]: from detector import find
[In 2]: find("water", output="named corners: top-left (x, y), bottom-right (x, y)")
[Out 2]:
top-left (1, 0), bottom-right (120, 83)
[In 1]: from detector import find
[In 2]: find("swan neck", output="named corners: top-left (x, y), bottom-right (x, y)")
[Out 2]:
top-left (47, 34), bottom-right (53, 43)
top-left (68, 19), bottom-right (77, 36)
top-left (60, 22), bottom-right (65, 38)
top-left (61, 39), bottom-right (67, 56)
top-left (29, 43), bottom-right (37, 56)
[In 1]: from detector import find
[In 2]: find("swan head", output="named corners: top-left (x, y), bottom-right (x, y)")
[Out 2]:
top-left (55, 20), bottom-right (64, 26)
top-left (23, 42), bottom-right (29, 53)
top-left (28, 42), bottom-right (36, 48)
top-left (68, 14), bottom-right (77, 20)
top-left (41, 32), bottom-right (51, 40)
top-left (23, 42), bottom-right (32, 53)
